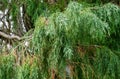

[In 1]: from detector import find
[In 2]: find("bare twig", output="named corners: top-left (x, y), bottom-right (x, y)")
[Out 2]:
top-left (0, 31), bottom-right (21, 40)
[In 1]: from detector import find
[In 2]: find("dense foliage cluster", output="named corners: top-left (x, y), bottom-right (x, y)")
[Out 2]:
top-left (32, 2), bottom-right (120, 79)
top-left (0, 1), bottom-right (120, 79)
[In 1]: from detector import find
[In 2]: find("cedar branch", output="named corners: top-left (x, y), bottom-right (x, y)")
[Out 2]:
top-left (0, 31), bottom-right (21, 40)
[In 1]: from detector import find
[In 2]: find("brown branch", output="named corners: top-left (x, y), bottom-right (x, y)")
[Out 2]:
top-left (0, 31), bottom-right (21, 40)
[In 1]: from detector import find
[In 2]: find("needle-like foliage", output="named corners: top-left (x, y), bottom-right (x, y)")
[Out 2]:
top-left (33, 1), bottom-right (120, 79)
top-left (0, 1), bottom-right (120, 79)
top-left (92, 3), bottom-right (120, 50)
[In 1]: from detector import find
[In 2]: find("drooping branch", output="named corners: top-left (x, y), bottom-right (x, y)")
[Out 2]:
top-left (0, 31), bottom-right (21, 40)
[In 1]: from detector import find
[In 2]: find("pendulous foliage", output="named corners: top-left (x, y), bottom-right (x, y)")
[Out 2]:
top-left (32, 1), bottom-right (120, 79)
top-left (0, 1), bottom-right (120, 79)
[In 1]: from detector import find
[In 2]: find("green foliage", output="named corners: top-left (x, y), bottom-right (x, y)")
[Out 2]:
top-left (0, 52), bottom-right (40, 79)
top-left (0, 1), bottom-right (120, 79)
top-left (33, 1), bottom-right (120, 79)
top-left (0, 54), bottom-right (16, 79)
top-left (92, 3), bottom-right (120, 50)
top-left (17, 56), bottom-right (39, 79)
top-left (25, 0), bottom-right (46, 22)
top-left (77, 0), bottom-right (119, 4)
top-left (93, 3), bottom-right (120, 33)
top-left (94, 47), bottom-right (120, 79)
